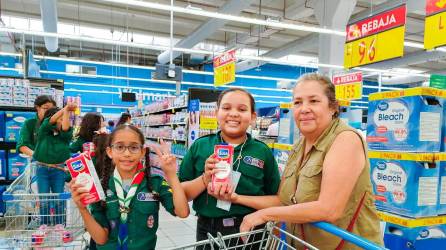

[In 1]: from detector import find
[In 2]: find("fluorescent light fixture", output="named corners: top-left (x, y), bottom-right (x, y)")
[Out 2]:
top-left (100, 0), bottom-right (346, 36)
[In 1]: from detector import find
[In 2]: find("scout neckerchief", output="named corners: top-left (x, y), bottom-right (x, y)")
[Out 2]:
top-left (113, 162), bottom-right (145, 250)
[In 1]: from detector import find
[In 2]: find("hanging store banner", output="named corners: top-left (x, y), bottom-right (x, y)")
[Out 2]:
top-left (344, 5), bottom-right (406, 68)
top-left (214, 49), bottom-right (236, 86)
top-left (424, 0), bottom-right (446, 50)
top-left (332, 72), bottom-right (363, 100)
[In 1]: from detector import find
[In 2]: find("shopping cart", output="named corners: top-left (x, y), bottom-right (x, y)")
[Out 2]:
top-left (0, 162), bottom-right (87, 249)
top-left (170, 221), bottom-right (387, 250)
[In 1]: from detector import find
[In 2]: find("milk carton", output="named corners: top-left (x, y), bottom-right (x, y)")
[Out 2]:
top-left (273, 143), bottom-right (293, 176)
top-left (369, 151), bottom-right (440, 218)
top-left (66, 153), bottom-right (105, 205)
top-left (367, 87), bottom-right (444, 152)
top-left (212, 144), bottom-right (233, 191)
top-left (7, 149), bottom-right (28, 180)
top-left (5, 111), bottom-right (34, 142)
top-left (437, 153), bottom-right (446, 214)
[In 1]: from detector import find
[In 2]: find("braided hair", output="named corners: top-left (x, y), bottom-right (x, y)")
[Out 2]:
top-left (98, 124), bottom-right (153, 205)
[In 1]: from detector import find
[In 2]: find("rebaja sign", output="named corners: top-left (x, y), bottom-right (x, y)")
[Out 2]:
top-left (367, 87), bottom-right (443, 152)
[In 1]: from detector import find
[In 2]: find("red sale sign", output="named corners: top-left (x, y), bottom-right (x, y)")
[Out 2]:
top-left (426, 0), bottom-right (446, 16)
top-left (346, 5), bottom-right (406, 42)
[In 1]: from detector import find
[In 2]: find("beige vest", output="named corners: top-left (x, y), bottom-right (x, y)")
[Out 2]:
top-left (279, 119), bottom-right (383, 250)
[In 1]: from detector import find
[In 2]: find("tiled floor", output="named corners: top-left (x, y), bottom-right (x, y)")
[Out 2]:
top-left (156, 204), bottom-right (198, 249)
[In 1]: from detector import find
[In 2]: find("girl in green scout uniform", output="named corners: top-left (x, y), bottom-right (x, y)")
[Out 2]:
top-left (33, 101), bottom-right (77, 225)
top-left (179, 88), bottom-right (281, 245)
top-left (70, 112), bottom-right (106, 153)
top-left (17, 95), bottom-right (56, 157)
top-left (70, 124), bottom-right (189, 250)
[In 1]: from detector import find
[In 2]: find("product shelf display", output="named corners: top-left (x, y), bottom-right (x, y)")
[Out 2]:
top-left (366, 87), bottom-right (446, 249)
top-left (0, 76), bottom-right (64, 185)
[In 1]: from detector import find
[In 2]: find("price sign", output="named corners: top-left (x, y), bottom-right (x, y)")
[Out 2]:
top-left (333, 72), bottom-right (363, 100)
top-left (200, 117), bottom-right (218, 130)
top-left (344, 5), bottom-right (406, 68)
top-left (424, 0), bottom-right (446, 50)
top-left (214, 49), bottom-right (236, 86)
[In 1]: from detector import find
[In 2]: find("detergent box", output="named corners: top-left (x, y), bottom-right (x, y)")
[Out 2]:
top-left (369, 151), bottom-right (440, 218)
top-left (4, 111), bottom-right (34, 142)
top-left (0, 112), bottom-right (4, 141)
top-left (66, 153), bottom-right (105, 205)
top-left (0, 150), bottom-right (6, 180)
top-left (437, 153), bottom-right (446, 214)
top-left (7, 149), bottom-right (28, 180)
top-left (273, 143), bottom-right (293, 176)
top-left (384, 223), bottom-right (446, 249)
top-left (367, 87), bottom-right (444, 152)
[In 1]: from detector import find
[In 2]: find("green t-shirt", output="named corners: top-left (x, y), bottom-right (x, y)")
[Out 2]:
top-left (179, 132), bottom-right (280, 218)
top-left (69, 137), bottom-right (86, 153)
top-left (90, 171), bottom-right (175, 250)
top-left (16, 115), bottom-right (39, 152)
top-left (33, 118), bottom-right (73, 164)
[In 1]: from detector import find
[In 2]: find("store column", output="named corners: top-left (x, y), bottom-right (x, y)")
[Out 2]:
top-left (314, 0), bottom-right (356, 76)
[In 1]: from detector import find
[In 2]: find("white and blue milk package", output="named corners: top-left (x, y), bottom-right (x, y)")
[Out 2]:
top-left (273, 143), bottom-right (293, 176)
top-left (369, 151), bottom-right (440, 218)
top-left (4, 111), bottom-right (34, 142)
top-left (437, 154), bottom-right (446, 214)
top-left (367, 87), bottom-right (444, 152)
top-left (0, 150), bottom-right (6, 180)
top-left (7, 149), bottom-right (28, 180)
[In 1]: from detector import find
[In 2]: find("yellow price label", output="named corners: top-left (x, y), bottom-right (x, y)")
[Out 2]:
top-left (280, 103), bottom-right (292, 109)
top-left (214, 62), bottom-right (235, 86)
top-left (344, 26), bottom-right (405, 68)
top-left (335, 82), bottom-right (362, 100)
top-left (200, 117), bottom-right (218, 130)
top-left (425, 11), bottom-right (446, 50)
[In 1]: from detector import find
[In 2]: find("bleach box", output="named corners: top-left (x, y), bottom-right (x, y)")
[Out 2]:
top-left (5, 111), bottom-right (34, 142)
top-left (367, 87), bottom-right (444, 152)
top-left (437, 153), bottom-right (446, 214)
top-left (369, 151), bottom-right (440, 218)
top-left (0, 150), bottom-right (6, 180)
top-left (7, 149), bottom-right (28, 180)
top-left (0, 111), bottom-right (4, 141)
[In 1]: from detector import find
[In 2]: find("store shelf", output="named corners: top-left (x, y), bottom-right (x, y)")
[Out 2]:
top-left (0, 141), bottom-right (17, 150)
top-left (0, 106), bottom-right (35, 112)
top-left (146, 105), bottom-right (188, 115)
top-left (377, 211), bottom-right (446, 228)
top-left (146, 137), bottom-right (186, 142)
top-left (146, 122), bottom-right (186, 127)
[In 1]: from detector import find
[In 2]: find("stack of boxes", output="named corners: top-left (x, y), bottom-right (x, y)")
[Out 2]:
top-left (0, 78), bottom-right (63, 107)
top-left (367, 87), bottom-right (446, 249)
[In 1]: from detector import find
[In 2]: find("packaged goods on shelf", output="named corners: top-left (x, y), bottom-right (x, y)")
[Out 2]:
top-left (0, 150), bottom-right (6, 179)
top-left (438, 154), bottom-right (446, 214)
top-left (367, 87), bottom-right (444, 152)
top-left (369, 151), bottom-right (441, 218)
top-left (0, 98), bottom-right (12, 106)
top-left (145, 126), bottom-right (187, 141)
top-left (146, 112), bottom-right (187, 126)
top-left (144, 95), bottom-right (188, 113)
top-left (273, 143), bottom-right (293, 176)
top-left (0, 112), bottom-right (4, 141)
top-left (7, 149), bottom-right (28, 180)
top-left (4, 111), bottom-right (35, 142)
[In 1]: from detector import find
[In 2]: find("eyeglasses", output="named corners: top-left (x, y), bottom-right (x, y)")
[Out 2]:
top-left (110, 144), bottom-right (143, 154)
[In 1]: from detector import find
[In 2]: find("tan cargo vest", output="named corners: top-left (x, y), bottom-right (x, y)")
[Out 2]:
top-left (279, 118), bottom-right (383, 250)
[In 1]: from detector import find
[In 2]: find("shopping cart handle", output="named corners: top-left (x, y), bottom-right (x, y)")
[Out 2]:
top-left (311, 221), bottom-right (387, 250)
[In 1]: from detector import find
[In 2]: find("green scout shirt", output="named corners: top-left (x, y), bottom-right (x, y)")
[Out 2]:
top-left (179, 132), bottom-right (280, 218)
top-left (33, 118), bottom-right (73, 164)
top-left (69, 137), bottom-right (86, 153)
top-left (16, 115), bottom-right (39, 152)
top-left (90, 172), bottom-right (175, 250)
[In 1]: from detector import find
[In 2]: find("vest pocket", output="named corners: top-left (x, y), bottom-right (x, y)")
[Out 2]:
top-left (295, 165), bottom-right (323, 203)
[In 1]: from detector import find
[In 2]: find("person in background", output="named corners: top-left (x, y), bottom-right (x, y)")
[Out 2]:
top-left (116, 113), bottom-right (131, 126)
top-left (17, 95), bottom-right (56, 157)
top-left (33, 101), bottom-right (77, 226)
top-left (107, 120), bottom-right (115, 132)
top-left (70, 112), bottom-right (105, 153)
top-left (179, 88), bottom-right (280, 248)
top-left (228, 73), bottom-right (383, 249)
top-left (69, 125), bottom-right (189, 250)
